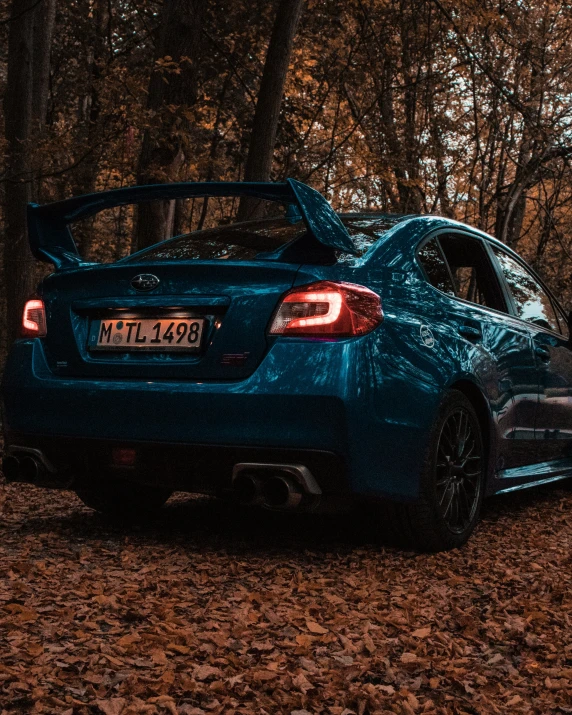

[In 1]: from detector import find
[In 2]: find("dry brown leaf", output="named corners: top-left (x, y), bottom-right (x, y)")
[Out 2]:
top-left (293, 672), bottom-right (314, 693)
top-left (252, 669), bottom-right (278, 681)
top-left (4, 603), bottom-right (38, 623)
top-left (295, 634), bottom-right (315, 647)
top-left (305, 620), bottom-right (328, 634)
top-left (96, 698), bottom-right (126, 715)
top-left (193, 664), bottom-right (223, 681)
top-left (363, 632), bottom-right (375, 653)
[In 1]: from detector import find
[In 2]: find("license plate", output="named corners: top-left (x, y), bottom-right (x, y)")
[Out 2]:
top-left (89, 317), bottom-right (205, 351)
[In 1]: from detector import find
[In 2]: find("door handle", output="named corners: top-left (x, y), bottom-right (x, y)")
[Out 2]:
top-left (534, 345), bottom-right (551, 361)
top-left (458, 325), bottom-right (482, 341)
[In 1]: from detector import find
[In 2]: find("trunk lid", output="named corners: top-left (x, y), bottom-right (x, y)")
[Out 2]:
top-left (40, 261), bottom-right (300, 380)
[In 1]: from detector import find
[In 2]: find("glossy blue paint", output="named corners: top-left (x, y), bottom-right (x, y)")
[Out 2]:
top-left (3, 183), bottom-right (572, 504)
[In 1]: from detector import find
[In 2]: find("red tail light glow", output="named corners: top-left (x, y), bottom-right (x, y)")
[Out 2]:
top-left (269, 281), bottom-right (383, 337)
top-left (112, 447), bottom-right (137, 467)
top-left (21, 299), bottom-right (47, 338)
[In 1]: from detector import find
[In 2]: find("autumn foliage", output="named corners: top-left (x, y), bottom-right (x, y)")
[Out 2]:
top-left (1, 485), bottom-right (571, 714)
top-left (2, 0), bottom-right (572, 345)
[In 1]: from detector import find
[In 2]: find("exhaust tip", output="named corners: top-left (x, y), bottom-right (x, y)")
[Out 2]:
top-left (19, 456), bottom-right (41, 483)
top-left (233, 473), bottom-right (263, 505)
top-left (2, 455), bottom-right (21, 482)
top-left (262, 475), bottom-right (302, 509)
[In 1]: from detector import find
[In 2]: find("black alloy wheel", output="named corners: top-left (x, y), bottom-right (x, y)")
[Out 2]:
top-left (436, 407), bottom-right (483, 534)
top-left (381, 390), bottom-right (486, 552)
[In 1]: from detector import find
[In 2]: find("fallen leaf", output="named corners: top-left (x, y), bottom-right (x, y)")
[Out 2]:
top-left (305, 620), bottom-right (328, 634)
top-left (95, 698), bottom-right (126, 715)
top-left (4, 603), bottom-right (38, 623)
top-left (293, 672), bottom-right (314, 693)
top-left (194, 665), bottom-right (223, 681)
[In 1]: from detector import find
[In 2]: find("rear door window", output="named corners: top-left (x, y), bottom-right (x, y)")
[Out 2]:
top-left (437, 233), bottom-right (506, 311)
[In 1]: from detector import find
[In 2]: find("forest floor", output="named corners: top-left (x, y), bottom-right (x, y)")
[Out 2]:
top-left (0, 482), bottom-right (571, 715)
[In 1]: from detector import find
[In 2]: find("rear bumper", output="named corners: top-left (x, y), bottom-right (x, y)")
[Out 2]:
top-left (2, 339), bottom-right (440, 500)
top-left (4, 435), bottom-right (346, 496)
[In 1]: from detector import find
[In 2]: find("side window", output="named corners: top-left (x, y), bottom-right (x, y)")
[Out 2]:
top-left (438, 234), bottom-right (505, 311)
top-left (492, 247), bottom-right (562, 334)
top-left (418, 239), bottom-right (455, 295)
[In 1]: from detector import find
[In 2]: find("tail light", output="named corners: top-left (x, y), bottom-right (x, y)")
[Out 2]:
top-left (21, 299), bottom-right (47, 338)
top-left (269, 281), bottom-right (383, 337)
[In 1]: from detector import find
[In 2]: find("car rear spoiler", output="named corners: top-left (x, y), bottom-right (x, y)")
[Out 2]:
top-left (27, 179), bottom-right (358, 269)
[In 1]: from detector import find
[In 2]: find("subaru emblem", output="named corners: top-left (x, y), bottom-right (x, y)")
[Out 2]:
top-left (131, 274), bottom-right (160, 292)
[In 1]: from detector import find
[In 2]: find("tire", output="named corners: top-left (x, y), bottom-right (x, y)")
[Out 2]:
top-left (384, 390), bottom-right (486, 552)
top-left (75, 478), bottom-right (172, 521)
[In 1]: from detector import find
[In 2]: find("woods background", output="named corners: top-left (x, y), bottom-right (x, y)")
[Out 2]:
top-left (2, 0), bottom-right (572, 354)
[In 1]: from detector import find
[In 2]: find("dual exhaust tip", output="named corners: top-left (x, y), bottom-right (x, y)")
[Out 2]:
top-left (2, 454), bottom-right (44, 484)
top-left (232, 462), bottom-right (321, 510)
top-left (233, 472), bottom-right (303, 510)
top-left (2, 448), bottom-right (66, 487)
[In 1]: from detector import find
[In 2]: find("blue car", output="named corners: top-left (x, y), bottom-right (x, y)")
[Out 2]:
top-left (2, 180), bottom-right (572, 551)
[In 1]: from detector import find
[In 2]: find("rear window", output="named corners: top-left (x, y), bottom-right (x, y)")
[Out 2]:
top-left (126, 215), bottom-right (400, 264)
top-left (129, 219), bottom-right (305, 262)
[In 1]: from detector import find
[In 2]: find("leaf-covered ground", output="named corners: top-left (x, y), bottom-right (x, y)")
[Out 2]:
top-left (0, 481), bottom-right (571, 715)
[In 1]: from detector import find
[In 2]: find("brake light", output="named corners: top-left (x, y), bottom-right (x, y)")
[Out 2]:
top-left (21, 299), bottom-right (47, 338)
top-left (112, 447), bottom-right (137, 467)
top-left (269, 281), bottom-right (383, 337)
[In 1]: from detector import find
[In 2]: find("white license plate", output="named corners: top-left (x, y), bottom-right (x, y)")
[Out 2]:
top-left (90, 317), bottom-right (205, 351)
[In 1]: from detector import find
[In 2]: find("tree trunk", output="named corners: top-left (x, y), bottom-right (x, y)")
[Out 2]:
top-left (397, 1), bottom-right (422, 213)
top-left (3, 0), bottom-right (56, 343)
top-left (31, 0), bottom-right (57, 130)
top-left (134, 0), bottom-right (205, 251)
top-left (71, 0), bottom-right (111, 259)
top-left (237, 0), bottom-right (305, 221)
top-left (377, 58), bottom-right (410, 213)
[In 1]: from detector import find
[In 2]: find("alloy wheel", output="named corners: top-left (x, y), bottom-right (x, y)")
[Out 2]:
top-left (435, 408), bottom-right (482, 534)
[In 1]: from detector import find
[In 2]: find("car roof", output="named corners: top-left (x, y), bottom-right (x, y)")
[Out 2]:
top-left (352, 212), bottom-right (525, 262)
top-left (376, 213), bottom-right (566, 312)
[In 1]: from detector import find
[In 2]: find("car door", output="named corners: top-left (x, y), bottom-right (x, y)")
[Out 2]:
top-left (418, 232), bottom-right (538, 471)
top-left (490, 246), bottom-right (572, 465)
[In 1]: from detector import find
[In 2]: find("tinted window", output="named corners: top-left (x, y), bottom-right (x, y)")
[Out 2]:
top-left (492, 248), bottom-right (562, 334)
top-left (438, 234), bottom-right (504, 311)
top-left (129, 219), bottom-right (307, 263)
top-left (418, 239), bottom-right (455, 295)
top-left (126, 215), bottom-right (402, 264)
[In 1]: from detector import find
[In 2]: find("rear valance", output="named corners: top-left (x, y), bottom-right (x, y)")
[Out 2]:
top-left (27, 179), bottom-right (358, 269)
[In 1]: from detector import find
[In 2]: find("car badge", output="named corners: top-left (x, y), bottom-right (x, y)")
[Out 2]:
top-left (420, 324), bottom-right (436, 349)
top-left (131, 274), bottom-right (160, 292)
